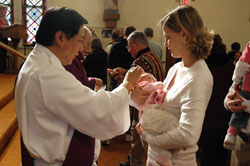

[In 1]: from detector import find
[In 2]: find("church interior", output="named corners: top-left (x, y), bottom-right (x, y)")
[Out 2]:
top-left (0, 0), bottom-right (249, 166)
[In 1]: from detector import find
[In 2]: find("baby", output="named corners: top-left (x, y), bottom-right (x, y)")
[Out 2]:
top-left (137, 73), bottom-right (179, 166)
top-left (224, 42), bottom-right (250, 150)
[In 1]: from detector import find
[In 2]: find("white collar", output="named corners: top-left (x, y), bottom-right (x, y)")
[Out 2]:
top-left (33, 44), bottom-right (64, 69)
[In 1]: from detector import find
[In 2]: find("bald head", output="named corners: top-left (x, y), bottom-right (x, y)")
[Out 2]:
top-left (82, 26), bottom-right (93, 56)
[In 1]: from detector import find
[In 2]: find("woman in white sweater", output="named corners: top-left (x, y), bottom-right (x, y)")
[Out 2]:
top-left (131, 5), bottom-right (214, 166)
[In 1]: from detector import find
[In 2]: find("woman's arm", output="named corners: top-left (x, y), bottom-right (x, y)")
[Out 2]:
top-left (140, 72), bottom-right (213, 149)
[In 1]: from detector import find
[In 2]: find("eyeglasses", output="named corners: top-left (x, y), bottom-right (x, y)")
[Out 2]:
top-left (126, 46), bottom-right (130, 50)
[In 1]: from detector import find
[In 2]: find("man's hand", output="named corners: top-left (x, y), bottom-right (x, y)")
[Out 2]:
top-left (107, 68), bottom-right (118, 77)
top-left (226, 91), bottom-right (247, 113)
top-left (122, 66), bottom-right (144, 92)
top-left (113, 67), bottom-right (127, 75)
top-left (123, 66), bottom-right (144, 87)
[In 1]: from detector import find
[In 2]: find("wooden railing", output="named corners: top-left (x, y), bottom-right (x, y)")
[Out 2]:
top-left (0, 41), bottom-right (26, 60)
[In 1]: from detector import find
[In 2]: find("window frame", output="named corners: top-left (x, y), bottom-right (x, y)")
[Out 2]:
top-left (22, 0), bottom-right (46, 45)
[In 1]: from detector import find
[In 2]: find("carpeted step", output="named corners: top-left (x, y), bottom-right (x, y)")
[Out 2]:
top-left (0, 74), bottom-right (16, 110)
top-left (0, 99), bottom-right (18, 155)
top-left (0, 129), bottom-right (21, 166)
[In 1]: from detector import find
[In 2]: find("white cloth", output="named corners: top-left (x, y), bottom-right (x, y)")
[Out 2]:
top-left (15, 44), bottom-right (131, 165)
top-left (141, 104), bottom-right (178, 166)
top-left (92, 139), bottom-right (101, 166)
top-left (233, 60), bottom-right (250, 85)
top-left (141, 59), bottom-right (213, 166)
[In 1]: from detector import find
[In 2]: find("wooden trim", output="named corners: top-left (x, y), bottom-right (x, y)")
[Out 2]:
top-left (0, 41), bottom-right (26, 60)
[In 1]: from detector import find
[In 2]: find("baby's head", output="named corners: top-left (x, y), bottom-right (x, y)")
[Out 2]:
top-left (137, 73), bottom-right (156, 87)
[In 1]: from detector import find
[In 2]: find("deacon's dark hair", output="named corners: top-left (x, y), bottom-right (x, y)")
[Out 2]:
top-left (35, 7), bottom-right (88, 46)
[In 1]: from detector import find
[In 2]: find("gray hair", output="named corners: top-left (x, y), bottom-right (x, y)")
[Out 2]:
top-left (127, 30), bottom-right (148, 46)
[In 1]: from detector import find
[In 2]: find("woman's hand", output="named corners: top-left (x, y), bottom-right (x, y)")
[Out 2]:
top-left (130, 86), bottom-right (151, 105)
top-left (136, 123), bottom-right (143, 135)
top-left (226, 91), bottom-right (247, 113)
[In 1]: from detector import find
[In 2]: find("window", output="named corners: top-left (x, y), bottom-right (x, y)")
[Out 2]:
top-left (0, 0), bottom-right (14, 24)
top-left (22, 0), bottom-right (46, 44)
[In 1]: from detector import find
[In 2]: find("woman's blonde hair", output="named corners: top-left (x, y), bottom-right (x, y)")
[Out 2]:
top-left (161, 5), bottom-right (213, 59)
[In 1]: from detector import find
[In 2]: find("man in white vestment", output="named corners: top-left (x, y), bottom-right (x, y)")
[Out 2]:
top-left (15, 6), bottom-right (143, 166)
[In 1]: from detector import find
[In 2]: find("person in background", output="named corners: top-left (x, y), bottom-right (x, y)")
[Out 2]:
top-left (118, 28), bottom-right (125, 40)
top-left (0, 4), bottom-right (8, 73)
top-left (105, 29), bottom-right (120, 55)
top-left (65, 26), bottom-right (102, 90)
top-left (131, 5), bottom-right (214, 166)
top-left (64, 26), bottom-right (102, 166)
top-left (223, 42), bottom-right (250, 151)
top-left (144, 27), bottom-right (163, 61)
top-left (84, 37), bottom-right (108, 86)
top-left (108, 26), bottom-right (136, 144)
top-left (15, 7), bottom-right (144, 166)
top-left (224, 85), bottom-right (249, 166)
top-left (109, 26), bottom-right (136, 70)
top-left (228, 42), bottom-right (242, 64)
top-left (105, 29), bottom-right (120, 91)
top-left (0, 4), bottom-right (8, 27)
top-left (110, 30), bottom-right (163, 166)
top-left (197, 34), bottom-right (234, 166)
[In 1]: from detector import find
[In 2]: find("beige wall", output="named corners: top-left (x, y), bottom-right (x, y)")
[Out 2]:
top-left (12, 0), bottom-right (250, 52)
top-left (192, 0), bottom-right (250, 52)
top-left (46, 0), bottom-right (250, 52)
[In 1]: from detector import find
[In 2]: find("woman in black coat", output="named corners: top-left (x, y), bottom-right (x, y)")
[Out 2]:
top-left (84, 37), bottom-right (108, 85)
top-left (198, 34), bottom-right (235, 166)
